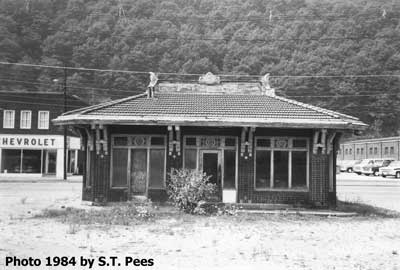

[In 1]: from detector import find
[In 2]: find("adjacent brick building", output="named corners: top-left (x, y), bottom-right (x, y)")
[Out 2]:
top-left (54, 73), bottom-right (367, 207)
top-left (0, 91), bottom-right (87, 178)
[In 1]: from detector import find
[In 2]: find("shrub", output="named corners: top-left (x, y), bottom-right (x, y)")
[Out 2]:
top-left (167, 168), bottom-right (216, 214)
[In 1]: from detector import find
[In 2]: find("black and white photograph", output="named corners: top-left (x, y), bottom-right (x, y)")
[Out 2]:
top-left (0, 0), bottom-right (399, 269)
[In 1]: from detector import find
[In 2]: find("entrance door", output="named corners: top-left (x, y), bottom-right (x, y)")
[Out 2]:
top-left (200, 150), bottom-right (221, 200)
top-left (130, 149), bottom-right (147, 196)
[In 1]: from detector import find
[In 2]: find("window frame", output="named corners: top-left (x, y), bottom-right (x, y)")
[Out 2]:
top-left (3, 110), bottom-right (15, 129)
top-left (37, 111), bottom-right (50, 130)
top-left (254, 136), bottom-right (309, 191)
top-left (20, 110), bottom-right (32, 129)
top-left (110, 135), bottom-right (167, 191)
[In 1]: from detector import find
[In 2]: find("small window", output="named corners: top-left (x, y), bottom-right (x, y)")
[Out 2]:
top-left (185, 137), bottom-right (197, 146)
top-left (384, 147), bottom-right (389, 155)
top-left (3, 110), bottom-right (15, 128)
top-left (225, 138), bottom-right (236, 147)
top-left (390, 147), bottom-right (394, 154)
top-left (256, 138), bottom-right (270, 147)
top-left (20, 110), bottom-right (32, 129)
top-left (356, 148), bottom-right (360, 155)
top-left (349, 149), bottom-right (352, 155)
top-left (38, 111), bottom-right (50, 129)
top-left (345, 149), bottom-right (348, 155)
top-left (114, 137), bottom-right (128, 146)
top-left (374, 147), bottom-right (378, 154)
top-left (369, 148), bottom-right (373, 154)
top-left (151, 137), bottom-right (165, 146)
top-left (361, 148), bottom-right (364, 155)
top-left (293, 139), bottom-right (307, 148)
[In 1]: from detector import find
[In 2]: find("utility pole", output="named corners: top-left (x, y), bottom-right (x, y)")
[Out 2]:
top-left (63, 67), bottom-right (67, 180)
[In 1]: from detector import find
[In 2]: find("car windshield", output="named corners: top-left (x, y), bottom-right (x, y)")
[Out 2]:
top-left (354, 160), bottom-right (362, 164)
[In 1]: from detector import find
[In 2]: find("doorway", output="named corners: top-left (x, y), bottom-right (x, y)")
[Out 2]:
top-left (200, 150), bottom-right (221, 200)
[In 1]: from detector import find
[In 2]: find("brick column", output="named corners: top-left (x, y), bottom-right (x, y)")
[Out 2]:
top-left (310, 154), bottom-right (329, 207)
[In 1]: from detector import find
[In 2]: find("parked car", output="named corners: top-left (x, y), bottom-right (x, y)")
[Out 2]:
top-left (380, 161), bottom-right (400, 178)
top-left (337, 160), bottom-right (360, 173)
top-left (361, 159), bottom-right (395, 176)
top-left (353, 159), bottom-right (375, 175)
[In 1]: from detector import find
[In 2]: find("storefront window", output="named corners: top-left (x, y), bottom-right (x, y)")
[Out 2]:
top-left (292, 151), bottom-right (307, 188)
top-left (22, 150), bottom-right (41, 173)
top-left (112, 149), bottom-right (128, 187)
top-left (149, 149), bottom-right (165, 189)
top-left (255, 137), bottom-right (308, 190)
top-left (1, 149), bottom-right (21, 173)
top-left (255, 150), bottom-right (271, 189)
top-left (111, 135), bottom-right (166, 192)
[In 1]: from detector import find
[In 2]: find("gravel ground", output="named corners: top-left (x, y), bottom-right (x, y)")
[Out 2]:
top-left (0, 181), bottom-right (399, 270)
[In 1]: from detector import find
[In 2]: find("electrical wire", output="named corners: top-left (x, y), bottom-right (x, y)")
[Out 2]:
top-left (2, 62), bottom-right (400, 79)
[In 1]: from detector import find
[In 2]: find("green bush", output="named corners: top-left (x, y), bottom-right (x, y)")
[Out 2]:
top-left (167, 168), bottom-right (216, 214)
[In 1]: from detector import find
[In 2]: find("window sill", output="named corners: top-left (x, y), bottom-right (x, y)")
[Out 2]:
top-left (254, 188), bottom-right (308, 192)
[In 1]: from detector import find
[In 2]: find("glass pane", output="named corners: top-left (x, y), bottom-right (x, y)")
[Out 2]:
top-left (149, 149), bottom-right (165, 189)
top-left (22, 150), bottom-right (41, 173)
top-left (225, 138), bottom-right (236, 147)
top-left (293, 139), bottom-right (307, 148)
top-left (256, 139), bottom-right (270, 147)
top-left (185, 137), bottom-right (197, 146)
top-left (46, 150), bottom-right (57, 174)
top-left (255, 150), bottom-right (271, 189)
top-left (112, 149), bottom-right (128, 187)
top-left (274, 151), bottom-right (288, 188)
top-left (1, 149), bottom-right (21, 173)
top-left (224, 150), bottom-right (236, 189)
top-left (203, 153), bottom-right (219, 186)
top-left (114, 137), bottom-right (128, 146)
top-left (292, 151), bottom-right (307, 188)
top-left (151, 137), bottom-right (165, 146)
top-left (131, 149), bottom-right (147, 194)
top-left (184, 149), bottom-right (197, 170)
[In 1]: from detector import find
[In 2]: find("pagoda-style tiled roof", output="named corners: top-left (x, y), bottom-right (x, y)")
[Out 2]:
top-left (53, 73), bottom-right (367, 130)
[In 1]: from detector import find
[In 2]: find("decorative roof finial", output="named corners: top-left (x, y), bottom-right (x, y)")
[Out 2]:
top-left (199, 72), bottom-right (220, 85)
top-left (260, 73), bottom-right (271, 89)
top-left (148, 72), bottom-right (158, 88)
top-left (260, 73), bottom-right (275, 96)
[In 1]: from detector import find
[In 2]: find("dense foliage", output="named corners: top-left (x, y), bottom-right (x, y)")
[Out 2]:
top-left (0, 0), bottom-right (399, 136)
top-left (167, 169), bottom-right (216, 214)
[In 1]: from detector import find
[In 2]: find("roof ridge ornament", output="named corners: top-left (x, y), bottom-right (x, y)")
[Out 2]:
top-left (260, 73), bottom-right (275, 96)
top-left (199, 72), bottom-right (220, 85)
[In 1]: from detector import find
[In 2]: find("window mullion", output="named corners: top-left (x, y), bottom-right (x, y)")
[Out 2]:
top-left (288, 151), bottom-right (292, 189)
top-left (270, 150), bottom-right (274, 188)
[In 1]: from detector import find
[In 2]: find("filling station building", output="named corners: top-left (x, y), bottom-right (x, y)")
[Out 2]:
top-left (54, 73), bottom-right (367, 207)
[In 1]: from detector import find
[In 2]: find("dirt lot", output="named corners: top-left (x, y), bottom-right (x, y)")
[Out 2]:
top-left (0, 181), bottom-right (399, 270)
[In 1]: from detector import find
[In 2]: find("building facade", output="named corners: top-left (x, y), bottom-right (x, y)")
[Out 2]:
top-left (338, 136), bottom-right (400, 161)
top-left (54, 73), bottom-right (367, 207)
top-left (0, 92), bottom-right (87, 179)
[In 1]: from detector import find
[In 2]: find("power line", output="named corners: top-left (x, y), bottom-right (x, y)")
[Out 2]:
top-left (2, 62), bottom-right (400, 79)
top-left (59, 28), bottom-right (400, 44)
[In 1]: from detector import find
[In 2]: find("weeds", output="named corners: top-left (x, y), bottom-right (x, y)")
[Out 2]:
top-left (35, 201), bottom-right (155, 226)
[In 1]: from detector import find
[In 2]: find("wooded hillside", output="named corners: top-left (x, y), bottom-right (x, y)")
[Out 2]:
top-left (0, 0), bottom-right (399, 137)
